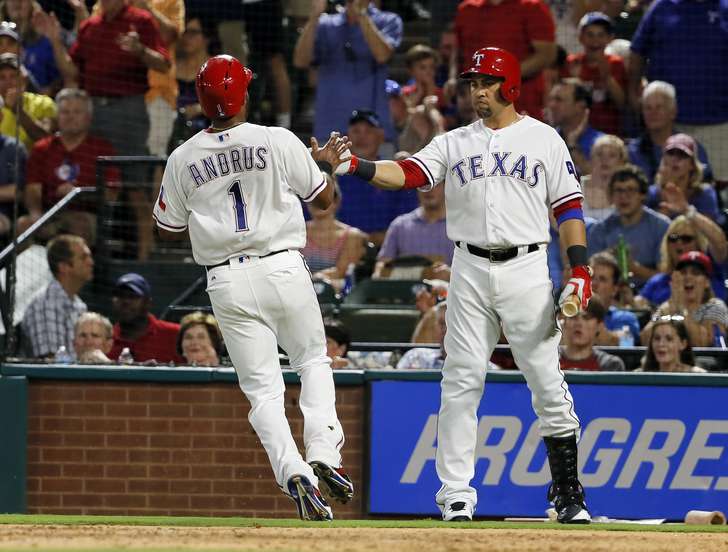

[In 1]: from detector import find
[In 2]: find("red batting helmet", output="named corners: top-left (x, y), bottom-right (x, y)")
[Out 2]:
top-left (196, 55), bottom-right (253, 119)
top-left (459, 47), bottom-right (521, 103)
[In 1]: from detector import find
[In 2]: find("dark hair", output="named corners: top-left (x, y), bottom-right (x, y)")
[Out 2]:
top-left (559, 78), bottom-right (592, 109)
top-left (589, 252), bottom-right (619, 285)
top-left (405, 44), bottom-right (440, 68)
top-left (176, 311), bottom-right (225, 356)
top-left (608, 164), bottom-right (649, 196)
top-left (46, 234), bottom-right (86, 277)
top-left (183, 14), bottom-right (220, 55)
top-left (584, 293), bottom-right (606, 321)
top-left (324, 319), bottom-right (351, 355)
top-left (641, 318), bottom-right (695, 371)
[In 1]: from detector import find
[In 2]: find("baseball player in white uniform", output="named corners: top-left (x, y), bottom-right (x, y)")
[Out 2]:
top-left (153, 55), bottom-right (354, 521)
top-left (333, 47), bottom-right (593, 523)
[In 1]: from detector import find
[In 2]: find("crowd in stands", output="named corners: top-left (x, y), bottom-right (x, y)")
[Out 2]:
top-left (0, 0), bottom-right (726, 374)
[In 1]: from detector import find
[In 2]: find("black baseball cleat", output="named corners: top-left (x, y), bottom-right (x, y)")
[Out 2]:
top-left (441, 501), bottom-right (473, 522)
top-left (548, 482), bottom-right (591, 524)
top-left (310, 461), bottom-right (354, 504)
top-left (544, 435), bottom-right (591, 524)
top-left (287, 474), bottom-right (333, 521)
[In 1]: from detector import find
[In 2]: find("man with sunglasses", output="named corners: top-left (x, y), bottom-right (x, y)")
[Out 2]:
top-left (587, 164), bottom-right (671, 288)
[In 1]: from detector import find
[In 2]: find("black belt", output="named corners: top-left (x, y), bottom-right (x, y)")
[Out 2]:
top-left (456, 241), bottom-right (539, 262)
top-left (205, 249), bottom-right (287, 271)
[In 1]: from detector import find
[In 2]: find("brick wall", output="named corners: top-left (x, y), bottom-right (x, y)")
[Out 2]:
top-left (26, 380), bottom-right (365, 518)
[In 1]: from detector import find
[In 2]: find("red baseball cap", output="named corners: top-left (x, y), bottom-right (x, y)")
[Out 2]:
top-left (664, 133), bottom-right (697, 158)
top-left (675, 250), bottom-right (712, 275)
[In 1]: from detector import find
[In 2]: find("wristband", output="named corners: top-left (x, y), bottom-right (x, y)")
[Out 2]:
top-left (566, 245), bottom-right (588, 268)
top-left (316, 160), bottom-right (333, 175)
top-left (347, 155), bottom-right (376, 181)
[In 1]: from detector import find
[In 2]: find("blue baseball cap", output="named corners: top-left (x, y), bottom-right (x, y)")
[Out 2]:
top-left (115, 273), bottom-right (151, 297)
top-left (578, 12), bottom-right (614, 34)
top-left (349, 109), bottom-right (381, 128)
top-left (385, 79), bottom-right (402, 97)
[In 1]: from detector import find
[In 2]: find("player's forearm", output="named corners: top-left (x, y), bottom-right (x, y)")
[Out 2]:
top-left (371, 160), bottom-right (406, 190)
top-left (558, 219), bottom-right (587, 255)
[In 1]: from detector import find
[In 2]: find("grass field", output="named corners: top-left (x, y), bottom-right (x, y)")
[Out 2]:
top-left (1, 514), bottom-right (728, 532)
top-left (0, 514), bottom-right (726, 552)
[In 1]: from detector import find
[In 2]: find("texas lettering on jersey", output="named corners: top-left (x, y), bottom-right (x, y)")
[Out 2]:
top-left (187, 146), bottom-right (269, 187)
top-left (411, 116), bottom-right (583, 248)
top-left (450, 152), bottom-right (545, 188)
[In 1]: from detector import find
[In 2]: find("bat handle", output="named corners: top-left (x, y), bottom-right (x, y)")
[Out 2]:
top-left (561, 294), bottom-right (581, 317)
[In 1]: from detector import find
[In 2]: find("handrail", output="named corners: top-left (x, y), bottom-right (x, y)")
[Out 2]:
top-left (0, 186), bottom-right (95, 268)
top-left (159, 274), bottom-right (208, 321)
top-left (96, 155), bottom-right (165, 164)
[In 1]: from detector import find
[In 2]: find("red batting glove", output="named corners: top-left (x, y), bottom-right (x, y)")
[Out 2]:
top-left (558, 265), bottom-right (592, 311)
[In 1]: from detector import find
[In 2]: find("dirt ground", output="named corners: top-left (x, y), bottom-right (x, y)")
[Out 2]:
top-left (0, 525), bottom-right (727, 552)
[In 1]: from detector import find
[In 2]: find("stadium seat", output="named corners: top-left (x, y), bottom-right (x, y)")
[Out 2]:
top-left (312, 279), bottom-right (340, 316)
top-left (338, 305), bottom-right (420, 342)
top-left (343, 278), bottom-right (426, 306)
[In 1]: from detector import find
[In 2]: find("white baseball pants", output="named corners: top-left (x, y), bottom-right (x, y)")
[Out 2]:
top-left (435, 245), bottom-right (581, 510)
top-left (206, 250), bottom-right (344, 490)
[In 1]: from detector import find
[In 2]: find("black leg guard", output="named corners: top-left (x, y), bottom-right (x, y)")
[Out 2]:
top-left (543, 435), bottom-right (591, 524)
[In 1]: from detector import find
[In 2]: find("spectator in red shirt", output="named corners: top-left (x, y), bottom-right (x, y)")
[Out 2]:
top-left (561, 12), bottom-right (626, 136)
top-left (43, 0), bottom-right (171, 259)
top-left (452, 0), bottom-right (556, 120)
top-left (559, 294), bottom-right (626, 372)
top-left (47, 0), bottom-right (170, 154)
top-left (109, 272), bottom-right (183, 364)
top-left (24, 88), bottom-right (120, 244)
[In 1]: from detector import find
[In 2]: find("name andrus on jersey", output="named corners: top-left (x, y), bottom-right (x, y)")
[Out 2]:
top-left (188, 145), bottom-right (269, 187)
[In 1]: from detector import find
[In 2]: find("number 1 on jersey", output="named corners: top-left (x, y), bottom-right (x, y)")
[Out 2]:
top-left (228, 180), bottom-right (249, 232)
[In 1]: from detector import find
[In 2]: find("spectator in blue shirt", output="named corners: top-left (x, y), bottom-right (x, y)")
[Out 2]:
top-left (588, 252), bottom-right (641, 345)
top-left (547, 77), bottom-right (604, 177)
top-left (628, 81), bottom-right (713, 184)
top-left (587, 165), bottom-right (671, 288)
top-left (373, 182), bottom-right (453, 280)
top-left (335, 109), bottom-right (418, 244)
top-left (628, 0), bottom-right (728, 184)
top-left (293, 0), bottom-right (403, 143)
top-left (0, 2), bottom-right (60, 95)
top-left (647, 133), bottom-right (725, 227)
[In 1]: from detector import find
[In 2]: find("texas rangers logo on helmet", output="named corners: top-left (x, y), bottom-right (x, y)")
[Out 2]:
top-left (473, 52), bottom-right (484, 66)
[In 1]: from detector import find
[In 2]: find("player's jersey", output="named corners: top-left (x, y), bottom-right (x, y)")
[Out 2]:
top-left (153, 123), bottom-right (327, 266)
top-left (411, 116), bottom-right (582, 248)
